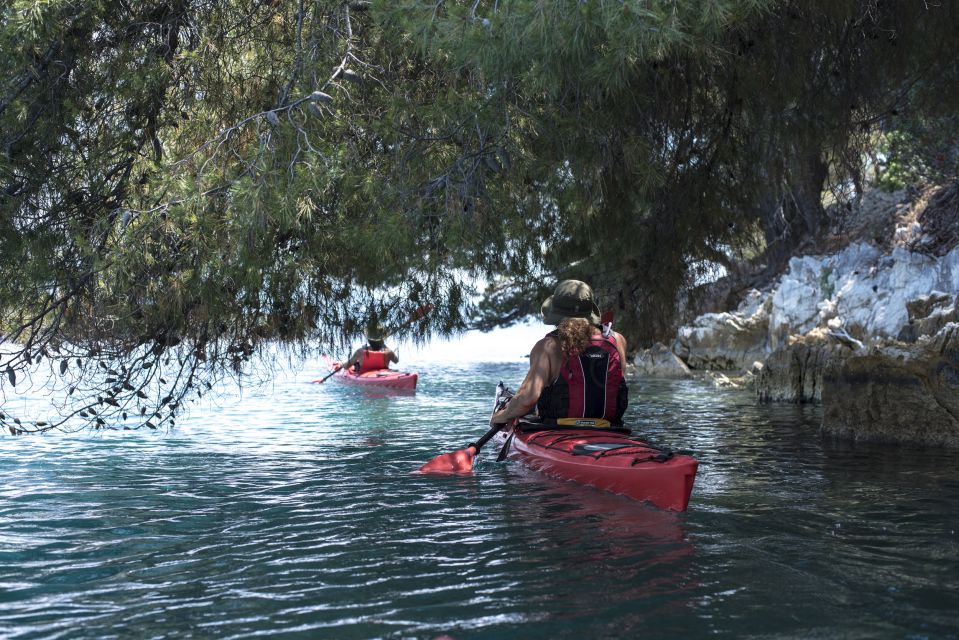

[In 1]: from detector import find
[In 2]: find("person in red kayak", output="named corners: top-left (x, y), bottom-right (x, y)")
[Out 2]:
top-left (490, 279), bottom-right (628, 427)
top-left (338, 324), bottom-right (399, 374)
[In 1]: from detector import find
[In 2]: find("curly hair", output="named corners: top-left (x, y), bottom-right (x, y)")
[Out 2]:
top-left (556, 317), bottom-right (594, 357)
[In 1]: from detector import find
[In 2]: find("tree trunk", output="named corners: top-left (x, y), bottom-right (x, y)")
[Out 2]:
top-left (761, 146), bottom-right (828, 268)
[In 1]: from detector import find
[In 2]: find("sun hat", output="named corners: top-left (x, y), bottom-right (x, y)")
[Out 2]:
top-left (540, 279), bottom-right (601, 325)
top-left (364, 323), bottom-right (385, 341)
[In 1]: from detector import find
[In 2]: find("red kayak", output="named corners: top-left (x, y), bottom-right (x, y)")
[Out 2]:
top-left (335, 367), bottom-right (418, 390)
top-left (492, 424), bottom-right (697, 511)
top-left (418, 383), bottom-right (698, 511)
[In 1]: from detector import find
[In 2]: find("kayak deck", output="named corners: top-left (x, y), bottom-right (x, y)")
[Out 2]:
top-left (494, 427), bottom-right (698, 511)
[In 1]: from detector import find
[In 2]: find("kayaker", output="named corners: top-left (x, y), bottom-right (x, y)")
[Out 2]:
top-left (490, 279), bottom-right (628, 426)
top-left (338, 324), bottom-right (399, 373)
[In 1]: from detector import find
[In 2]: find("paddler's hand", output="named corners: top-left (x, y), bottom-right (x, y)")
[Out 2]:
top-left (489, 412), bottom-right (516, 429)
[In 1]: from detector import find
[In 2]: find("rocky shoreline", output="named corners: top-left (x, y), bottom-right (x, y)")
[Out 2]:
top-left (635, 184), bottom-right (959, 448)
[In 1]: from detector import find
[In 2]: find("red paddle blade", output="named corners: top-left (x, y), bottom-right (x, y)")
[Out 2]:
top-left (411, 303), bottom-right (434, 322)
top-left (417, 446), bottom-right (476, 475)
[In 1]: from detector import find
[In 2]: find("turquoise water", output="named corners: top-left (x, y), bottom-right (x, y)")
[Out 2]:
top-left (2, 350), bottom-right (958, 639)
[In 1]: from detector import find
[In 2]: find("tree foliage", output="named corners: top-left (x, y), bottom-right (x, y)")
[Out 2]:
top-left (1, 0), bottom-right (959, 432)
top-left (376, 0), bottom-right (959, 341)
top-left (0, 0), bottom-right (467, 433)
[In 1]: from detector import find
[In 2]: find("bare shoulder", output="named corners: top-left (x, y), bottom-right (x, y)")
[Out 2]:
top-left (531, 333), bottom-right (561, 358)
top-left (614, 331), bottom-right (627, 350)
top-left (613, 331), bottom-right (628, 362)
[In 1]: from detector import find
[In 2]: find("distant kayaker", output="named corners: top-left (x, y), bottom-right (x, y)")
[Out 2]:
top-left (338, 324), bottom-right (399, 374)
top-left (490, 279), bottom-right (628, 426)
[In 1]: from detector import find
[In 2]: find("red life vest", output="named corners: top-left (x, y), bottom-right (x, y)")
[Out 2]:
top-left (358, 348), bottom-right (388, 373)
top-left (536, 330), bottom-right (628, 424)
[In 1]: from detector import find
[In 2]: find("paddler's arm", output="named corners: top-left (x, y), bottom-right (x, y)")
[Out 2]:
top-left (385, 346), bottom-right (399, 364)
top-left (340, 348), bottom-right (362, 371)
top-left (490, 336), bottom-right (558, 425)
top-left (614, 331), bottom-right (627, 365)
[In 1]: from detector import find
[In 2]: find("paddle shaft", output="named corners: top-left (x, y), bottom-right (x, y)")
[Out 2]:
top-left (468, 423), bottom-right (506, 454)
top-left (383, 303), bottom-right (434, 339)
top-left (317, 366), bottom-right (340, 383)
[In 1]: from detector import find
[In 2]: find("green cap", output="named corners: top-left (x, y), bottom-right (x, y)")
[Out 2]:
top-left (540, 279), bottom-right (601, 325)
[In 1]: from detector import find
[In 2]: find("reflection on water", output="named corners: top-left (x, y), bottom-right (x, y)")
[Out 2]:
top-left (0, 359), bottom-right (957, 639)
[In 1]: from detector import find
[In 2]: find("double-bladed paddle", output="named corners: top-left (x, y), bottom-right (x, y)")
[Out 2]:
top-left (312, 365), bottom-right (342, 384)
top-left (418, 307), bottom-right (617, 473)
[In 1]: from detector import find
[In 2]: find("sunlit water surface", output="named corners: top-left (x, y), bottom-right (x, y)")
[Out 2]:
top-left (2, 342), bottom-right (958, 639)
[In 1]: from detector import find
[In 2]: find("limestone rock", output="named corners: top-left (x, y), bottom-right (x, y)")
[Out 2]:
top-left (905, 291), bottom-right (953, 320)
top-left (673, 294), bottom-right (771, 371)
top-left (821, 324), bottom-right (959, 447)
top-left (675, 241), bottom-right (958, 373)
top-left (769, 243), bottom-right (959, 347)
top-left (897, 292), bottom-right (958, 343)
top-left (634, 342), bottom-right (692, 378)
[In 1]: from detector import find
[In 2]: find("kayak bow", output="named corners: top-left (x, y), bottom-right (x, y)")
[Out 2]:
top-left (335, 367), bottom-right (418, 390)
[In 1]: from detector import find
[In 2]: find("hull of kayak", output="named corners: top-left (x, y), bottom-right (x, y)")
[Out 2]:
top-left (336, 368), bottom-right (418, 390)
top-left (494, 428), bottom-right (698, 511)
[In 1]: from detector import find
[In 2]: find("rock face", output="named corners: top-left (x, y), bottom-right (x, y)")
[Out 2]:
top-left (769, 243), bottom-right (959, 347)
top-left (673, 291), bottom-right (771, 370)
top-left (656, 185), bottom-right (959, 447)
top-left (756, 331), bottom-right (850, 403)
top-left (633, 342), bottom-right (692, 378)
top-left (821, 325), bottom-right (959, 447)
top-left (756, 292), bottom-right (959, 406)
top-left (897, 292), bottom-right (958, 342)
top-left (672, 243), bottom-right (959, 371)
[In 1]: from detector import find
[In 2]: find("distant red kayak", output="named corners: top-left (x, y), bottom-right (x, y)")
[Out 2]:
top-left (493, 424), bottom-right (698, 512)
top-left (334, 367), bottom-right (418, 390)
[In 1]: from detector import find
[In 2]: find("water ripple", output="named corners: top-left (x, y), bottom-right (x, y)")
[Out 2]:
top-left (1, 362), bottom-right (957, 638)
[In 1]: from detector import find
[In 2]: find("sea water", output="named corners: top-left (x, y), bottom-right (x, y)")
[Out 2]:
top-left (1, 329), bottom-right (957, 639)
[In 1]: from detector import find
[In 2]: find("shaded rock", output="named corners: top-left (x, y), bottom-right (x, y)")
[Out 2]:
top-left (634, 343), bottom-right (692, 378)
top-left (821, 324), bottom-right (959, 447)
top-left (756, 330), bottom-right (852, 403)
top-left (905, 291), bottom-right (953, 320)
top-left (911, 181), bottom-right (959, 257)
top-left (897, 292), bottom-right (958, 343)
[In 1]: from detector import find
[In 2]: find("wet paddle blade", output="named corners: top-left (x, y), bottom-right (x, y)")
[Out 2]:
top-left (417, 447), bottom-right (476, 475)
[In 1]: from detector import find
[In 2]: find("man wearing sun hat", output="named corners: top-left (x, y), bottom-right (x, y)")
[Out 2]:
top-left (490, 279), bottom-right (628, 427)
